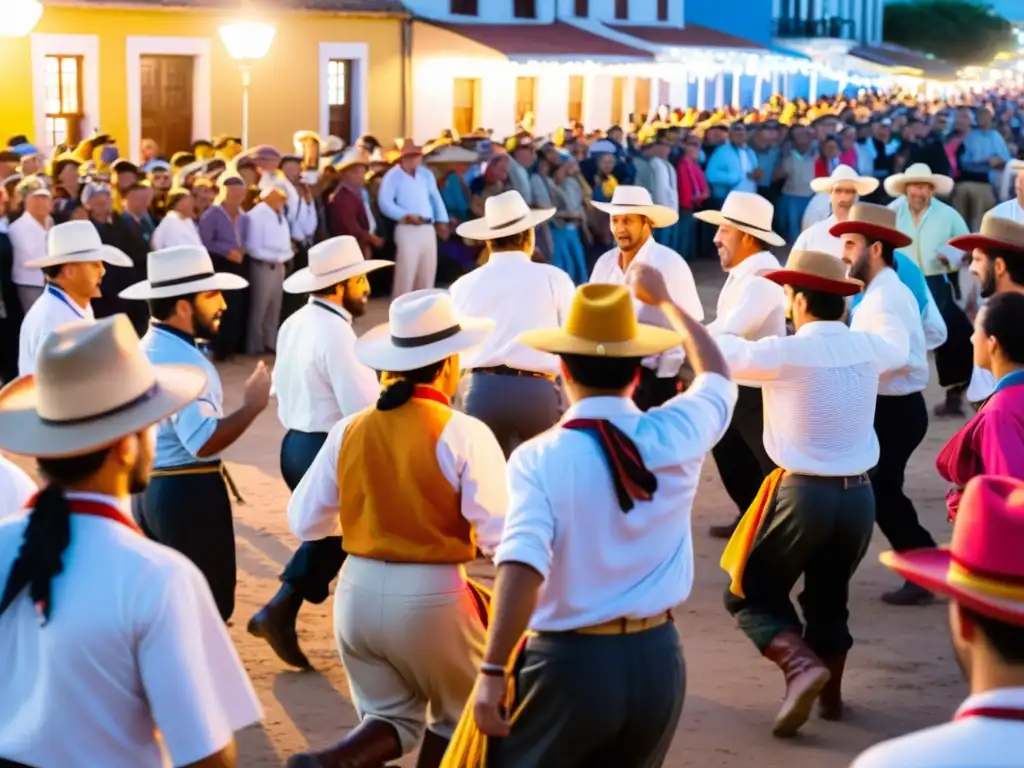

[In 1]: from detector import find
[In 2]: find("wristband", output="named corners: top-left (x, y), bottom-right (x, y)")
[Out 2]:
top-left (479, 662), bottom-right (506, 677)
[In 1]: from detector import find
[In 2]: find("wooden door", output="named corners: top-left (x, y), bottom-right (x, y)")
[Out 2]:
top-left (140, 55), bottom-right (194, 156)
top-left (634, 77), bottom-right (651, 123)
top-left (327, 59), bottom-right (354, 145)
top-left (611, 76), bottom-right (625, 126)
top-left (452, 78), bottom-right (479, 136)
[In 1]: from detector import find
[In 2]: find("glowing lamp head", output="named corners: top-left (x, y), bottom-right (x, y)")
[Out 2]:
top-left (0, 0), bottom-right (43, 37)
top-left (218, 21), bottom-right (276, 62)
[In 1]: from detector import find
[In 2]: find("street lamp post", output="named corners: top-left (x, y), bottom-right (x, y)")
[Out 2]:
top-left (0, 0), bottom-right (43, 37)
top-left (218, 20), bottom-right (276, 148)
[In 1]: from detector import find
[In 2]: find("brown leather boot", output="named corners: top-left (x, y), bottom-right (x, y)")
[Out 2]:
top-left (762, 629), bottom-right (831, 738)
top-left (286, 719), bottom-right (403, 768)
top-left (818, 654), bottom-right (847, 721)
top-left (414, 730), bottom-right (451, 768)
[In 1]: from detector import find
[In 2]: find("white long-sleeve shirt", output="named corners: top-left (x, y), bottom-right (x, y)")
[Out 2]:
top-left (9, 213), bottom-right (50, 288)
top-left (244, 202), bottom-right (293, 264)
top-left (0, 455), bottom-right (36, 520)
top-left (18, 284), bottom-right (94, 376)
top-left (650, 157), bottom-right (680, 212)
top-left (151, 211), bottom-right (202, 252)
top-left (283, 178), bottom-right (318, 242)
top-left (376, 165), bottom-right (449, 224)
top-left (706, 250), bottom-right (787, 341)
top-left (591, 237), bottom-right (704, 378)
top-left (494, 373), bottom-right (737, 631)
top-left (273, 298), bottom-right (379, 433)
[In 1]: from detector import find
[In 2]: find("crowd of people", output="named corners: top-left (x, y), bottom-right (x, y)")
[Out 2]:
top-left (0, 83), bottom-right (1023, 768)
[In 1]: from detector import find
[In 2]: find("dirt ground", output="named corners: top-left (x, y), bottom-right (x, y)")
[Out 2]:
top-left (12, 263), bottom-right (969, 767)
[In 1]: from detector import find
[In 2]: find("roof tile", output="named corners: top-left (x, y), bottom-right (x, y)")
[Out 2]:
top-left (609, 23), bottom-right (765, 51)
top-left (42, 0), bottom-right (406, 12)
top-left (429, 21), bottom-right (654, 60)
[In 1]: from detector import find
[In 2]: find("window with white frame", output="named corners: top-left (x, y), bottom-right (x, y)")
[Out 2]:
top-left (44, 55), bottom-right (83, 148)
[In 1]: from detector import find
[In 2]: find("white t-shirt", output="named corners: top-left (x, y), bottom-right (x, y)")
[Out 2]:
top-left (0, 455), bottom-right (36, 519)
top-left (0, 492), bottom-right (263, 766)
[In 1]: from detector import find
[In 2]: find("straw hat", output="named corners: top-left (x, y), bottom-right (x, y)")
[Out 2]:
top-left (592, 186), bottom-right (679, 229)
top-left (293, 130), bottom-right (323, 150)
top-left (765, 250), bottom-right (863, 297)
top-left (120, 245), bottom-right (249, 301)
top-left (355, 290), bottom-right (493, 372)
top-left (809, 164), bottom-right (879, 196)
top-left (517, 284), bottom-right (681, 358)
top-left (26, 220), bottom-right (133, 270)
top-left (333, 147), bottom-right (371, 173)
top-left (284, 236), bottom-right (393, 294)
top-left (694, 191), bottom-right (784, 247)
top-left (829, 203), bottom-right (913, 248)
top-left (881, 475), bottom-right (1024, 626)
top-left (425, 145), bottom-right (480, 165)
top-left (948, 211), bottom-right (1024, 255)
top-left (884, 162), bottom-right (954, 197)
top-left (0, 315), bottom-right (206, 458)
top-left (395, 138), bottom-right (423, 158)
top-left (456, 190), bottom-right (555, 241)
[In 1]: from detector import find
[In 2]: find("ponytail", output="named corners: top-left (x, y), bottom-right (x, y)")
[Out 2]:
top-left (376, 378), bottom-right (416, 411)
top-left (0, 483), bottom-right (72, 625)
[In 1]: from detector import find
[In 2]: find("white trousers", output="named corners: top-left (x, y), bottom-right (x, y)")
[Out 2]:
top-left (333, 555), bottom-right (485, 752)
top-left (391, 223), bottom-right (438, 298)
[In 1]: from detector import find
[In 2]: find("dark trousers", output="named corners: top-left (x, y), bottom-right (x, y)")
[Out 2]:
top-left (725, 475), bottom-right (875, 657)
top-left (873, 392), bottom-right (936, 552)
top-left (712, 385), bottom-right (776, 516)
top-left (926, 274), bottom-right (974, 389)
top-left (632, 367), bottom-right (680, 412)
top-left (278, 429), bottom-right (344, 605)
top-left (488, 622), bottom-right (685, 767)
top-left (133, 468), bottom-right (236, 621)
top-left (462, 372), bottom-right (562, 458)
top-left (211, 255), bottom-right (249, 361)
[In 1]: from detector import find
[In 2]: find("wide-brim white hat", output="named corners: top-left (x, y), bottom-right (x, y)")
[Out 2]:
top-left (284, 236), bottom-right (393, 294)
top-left (884, 162), bottom-right (954, 197)
top-left (694, 190), bottom-right (785, 247)
top-left (333, 147), bottom-right (372, 173)
top-left (0, 315), bottom-right (206, 458)
top-left (456, 190), bottom-right (555, 240)
top-left (591, 185), bottom-right (679, 229)
top-left (26, 220), bottom-right (134, 269)
top-left (355, 289), bottom-right (494, 372)
top-left (426, 145), bottom-right (480, 165)
top-left (120, 245), bottom-right (249, 301)
top-left (810, 163), bottom-right (879, 196)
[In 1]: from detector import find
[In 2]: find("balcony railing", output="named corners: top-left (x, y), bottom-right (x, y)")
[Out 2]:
top-left (772, 16), bottom-right (857, 40)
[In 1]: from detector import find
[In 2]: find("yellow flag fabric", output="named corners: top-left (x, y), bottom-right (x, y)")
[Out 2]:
top-left (720, 468), bottom-right (785, 599)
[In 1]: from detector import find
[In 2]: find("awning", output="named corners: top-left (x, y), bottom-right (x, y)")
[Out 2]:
top-left (848, 44), bottom-right (959, 80)
top-left (608, 23), bottom-right (765, 51)
top-left (428, 21), bottom-right (654, 62)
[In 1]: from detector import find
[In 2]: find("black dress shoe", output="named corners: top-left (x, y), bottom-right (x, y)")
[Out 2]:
top-left (247, 583), bottom-right (312, 669)
top-left (881, 580), bottom-right (935, 606)
top-left (709, 519), bottom-right (740, 539)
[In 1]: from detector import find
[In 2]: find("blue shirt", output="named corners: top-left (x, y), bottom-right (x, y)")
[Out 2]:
top-left (959, 129), bottom-right (1010, 187)
top-left (849, 251), bottom-right (930, 316)
top-left (376, 164), bottom-right (449, 224)
top-left (139, 324), bottom-right (223, 470)
top-left (888, 197), bottom-right (969, 277)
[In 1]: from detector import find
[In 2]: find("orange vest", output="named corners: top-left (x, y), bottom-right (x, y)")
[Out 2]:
top-left (337, 388), bottom-right (477, 563)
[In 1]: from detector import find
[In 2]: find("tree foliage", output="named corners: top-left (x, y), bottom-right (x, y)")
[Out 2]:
top-left (883, 0), bottom-right (1015, 66)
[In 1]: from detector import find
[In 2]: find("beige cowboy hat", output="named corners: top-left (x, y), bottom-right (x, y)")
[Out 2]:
top-left (284, 236), bottom-right (393, 294)
top-left (884, 162), bottom-right (954, 198)
top-left (355, 289), bottom-right (494, 372)
top-left (829, 202), bottom-right (913, 248)
top-left (333, 147), bottom-right (371, 173)
top-left (809, 163), bottom-right (879, 196)
top-left (426, 145), bottom-right (480, 165)
top-left (517, 283), bottom-right (681, 358)
top-left (765, 249), bottom-right (863, 297)
top-left (293, 130), bottom-right (323, 150)
top-left (26, 220), bottom-right (133, 270)
top-left (695, 191), bottom-right (785, 247)
top-left (0, 314), bottom-right (206, 458)
top-left (120, 245), bottom-right (249, 301)
top-left (948, 211), bottom-right (1024, 255)
top-left (456, 190), bottom-right (555, 241)
top-left (592, 185), bottom-right (679, 229)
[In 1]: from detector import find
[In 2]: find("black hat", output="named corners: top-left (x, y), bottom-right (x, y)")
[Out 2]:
top-left (112, 158), bottom-right (140, 175)
top-left (192, 139), bottom-right (213, 151)
top-left (6, 135), bottom-right (29, 149)
top-left (169, 151), bottom-right (196, 169)
top-left (0, 150), bottom-right (20, 164)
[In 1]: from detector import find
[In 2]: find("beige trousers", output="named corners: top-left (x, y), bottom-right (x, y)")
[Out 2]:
top-left (391, 223), bottom-right (438, 298)
top-left (952, 181), bottom-right (996, 232)
top-left (333, 556), bottom-right (486, 752)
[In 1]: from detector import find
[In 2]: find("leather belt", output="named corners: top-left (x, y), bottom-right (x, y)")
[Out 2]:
top-left (150, 460), bottom-right (246, 504)
top-left (469, 365), bottom-right (555, 381)
top-left (572, 610), bottom-right (673, 636)
top-left (786, 472), bottom-right (871, 490)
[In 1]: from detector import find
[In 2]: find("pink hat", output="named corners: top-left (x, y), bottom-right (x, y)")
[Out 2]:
top-left (881, 475), bottom-right (1024, 626)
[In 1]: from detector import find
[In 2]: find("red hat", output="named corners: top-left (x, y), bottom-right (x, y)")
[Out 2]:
top-left (947, 211), bottom-right (1024, 256)
top-left (881, 475), bottom-right (1024, 626)
top-left (829, 202), bottom-right (912, 249)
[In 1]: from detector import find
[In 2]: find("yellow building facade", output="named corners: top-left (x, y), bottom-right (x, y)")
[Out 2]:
top-left (0, 3), bottom-right (407, 159)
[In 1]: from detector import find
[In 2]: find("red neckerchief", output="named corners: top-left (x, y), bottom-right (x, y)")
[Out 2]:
top-left (562, 418), bottom-right (657, 513)
top-left (954, 706), bottom-right (1024, 723)
top-left (25, 492), bottom-right (143, 535)
top-left (412, 385), bottom-right (450, 407)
